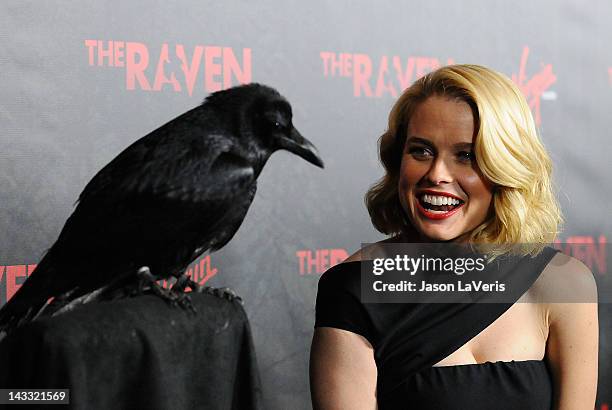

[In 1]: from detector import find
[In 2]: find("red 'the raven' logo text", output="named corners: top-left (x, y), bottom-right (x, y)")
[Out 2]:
top-left (85, 40), bottom-right (252, 95)
top-left (320, 52), bottom-right (454, 98)
top-left (296, 249), bottom-right (349, 275)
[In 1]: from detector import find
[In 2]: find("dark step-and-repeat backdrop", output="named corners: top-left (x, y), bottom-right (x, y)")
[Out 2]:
top-left (1, 2), bottom-right (610, 409)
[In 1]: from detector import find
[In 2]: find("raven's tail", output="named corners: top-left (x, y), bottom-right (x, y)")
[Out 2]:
top-left (0, 263), bottom-right (53, 341)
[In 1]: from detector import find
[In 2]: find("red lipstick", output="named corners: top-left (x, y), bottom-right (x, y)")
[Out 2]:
top-left (415, 190), bottom-right (465, 220)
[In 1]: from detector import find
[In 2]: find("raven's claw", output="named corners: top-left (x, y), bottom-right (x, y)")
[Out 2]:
top-left (198, 286), bottom-right (243, 304)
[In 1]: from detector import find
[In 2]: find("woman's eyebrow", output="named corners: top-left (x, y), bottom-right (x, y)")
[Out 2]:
top-left (406, 136), bottom-right (473, 149)
top-left (406, 136), bottom-right (433, 146)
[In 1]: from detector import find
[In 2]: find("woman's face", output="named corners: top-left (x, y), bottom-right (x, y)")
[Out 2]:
top-left (398, 95), bottom-right (494, 243)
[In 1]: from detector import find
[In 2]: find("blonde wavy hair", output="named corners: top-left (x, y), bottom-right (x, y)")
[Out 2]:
top-left (365, 64), bottom-right (563, 257)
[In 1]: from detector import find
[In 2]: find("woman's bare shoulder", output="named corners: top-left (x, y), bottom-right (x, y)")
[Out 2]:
top-left (530, 250), bottom-right (598, 304)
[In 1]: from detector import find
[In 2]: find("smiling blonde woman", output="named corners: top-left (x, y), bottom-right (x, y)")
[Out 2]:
top-left (310, 64), bottom-right (598, 410)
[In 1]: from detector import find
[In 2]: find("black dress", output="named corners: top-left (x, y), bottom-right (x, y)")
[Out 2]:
top-left (314, 246), bottom-right (560, 410)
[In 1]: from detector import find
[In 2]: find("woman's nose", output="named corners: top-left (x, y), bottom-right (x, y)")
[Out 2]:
top-left (425, 157), bottom-right (454, 185)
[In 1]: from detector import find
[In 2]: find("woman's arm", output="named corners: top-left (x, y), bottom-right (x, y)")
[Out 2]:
top-left (310, 327), bottom-right (377, 410)
top-left (544, 254), bottom-right (599, 410)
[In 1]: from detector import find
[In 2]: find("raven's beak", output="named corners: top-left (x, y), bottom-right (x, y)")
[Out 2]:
top-left (278, 127), bottom-right (324, 168)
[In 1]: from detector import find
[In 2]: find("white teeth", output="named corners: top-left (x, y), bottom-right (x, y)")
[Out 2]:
top-left (422, 194), bottom-right (461, 206)
top-left (426, 209), bottom-right (448, 214)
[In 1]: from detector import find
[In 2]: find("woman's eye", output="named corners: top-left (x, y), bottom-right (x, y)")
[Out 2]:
top-left (408, 147), bottom-right (432, 158)
top-left (457, 151), bottom-right (475, 162)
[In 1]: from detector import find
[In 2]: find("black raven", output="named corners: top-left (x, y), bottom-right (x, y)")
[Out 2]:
top-left (0, 83), bottom-right (323, 337)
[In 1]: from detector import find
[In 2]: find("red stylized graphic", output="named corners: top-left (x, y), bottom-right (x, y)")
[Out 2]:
top-left (511, 47), bottom-right (556, 126)
top-left (1, 264), bottom-right (37, 304)
top-left (599, 402), bottom-right (609, 410)
top-left (320, 52), bottom-right (454, 98)
top-left (0, 256), bottom-right (217, 305)
top-left (85, 40), bottom-right (252, 95)
top-left (160, 254), bottom-right (218, 289)
top-left (296, 249), bottom-right (349, 275)
top-left (554, 235), bottom-right (607, 275)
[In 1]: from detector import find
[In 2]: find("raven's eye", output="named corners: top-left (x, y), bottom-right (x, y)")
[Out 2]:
top-left (262, 113), bottom-right (287, 130)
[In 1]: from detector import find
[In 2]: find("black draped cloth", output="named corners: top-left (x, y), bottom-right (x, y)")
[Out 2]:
top-left (0, 292), bottom-right (263, 410)
top-left (315, 246), bottom-right (560, 409)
